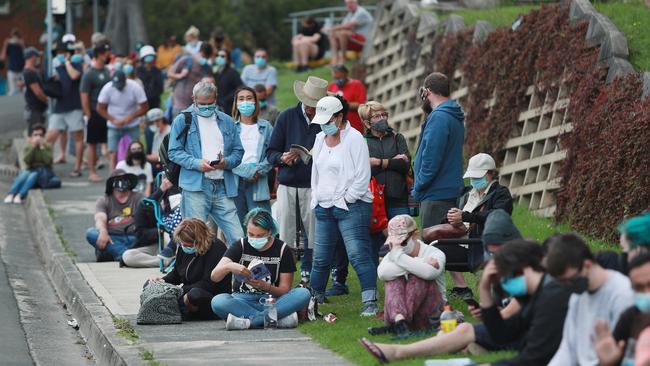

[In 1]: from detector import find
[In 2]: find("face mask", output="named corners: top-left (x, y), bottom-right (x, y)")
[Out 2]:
top-left (195, 103), bottom-right (216, 117)
top-left (259, 99), bottom-right (267, 109)
top-left (249, 236), bottom-right (268, 250)
top-left (254, 56), bottom-right (267, 68)
top-left (131, 151), bottom-right (146, 161)
top-left (335, 78), bottom-right (346, 88)
top-left (635, 292), bottom-right (650, 313)
top-left (149, 125), bottom-right (159, 133)
top-left (402, 238), bottom-right (416, 255)
top-left (181, 245), bottom-right (197, 255)
top-left (501, 276), bottom-right (528, 297)
top-left (370, 118), bottom-right (389, 133)
top-left (215, 56), bottom-right (226, 66)
top-left (143, 55), bottom-right (155, 63)
top-left (114, 62), bottom-right (122, 71)
top-left (70, 54), bottom-right (83, 64)
top-left (199, 57), bottom-right (212, 66)
top-left (470, 176), bottom-right (489, 190)
top-left (123, 64), bottom-right (134, 75)
top-left (56, 54), bottom-right (66, 64)
top-left (321, 121), bottom-right (339, 136)
top-left (237, 101), bottom-right (256, 116)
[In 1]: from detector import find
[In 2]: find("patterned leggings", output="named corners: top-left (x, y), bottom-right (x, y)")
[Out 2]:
top-left (383, 275), bottom-right (442, 330)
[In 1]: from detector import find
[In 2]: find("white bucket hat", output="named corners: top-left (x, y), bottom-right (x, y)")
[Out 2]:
top-left (463, 153), bottom-right (496, 179)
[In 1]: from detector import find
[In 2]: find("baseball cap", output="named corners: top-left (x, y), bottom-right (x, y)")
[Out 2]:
top-left (62, 33), bottom-right (76, 44)
top-left (23, 47), bottom-right (42, 59)
top-left (385, 215), bottom-right (418, 247)
top-left (146, 108), bottom-right (164, 122)
top-left (139, 45), bottom-right (155, 59)
top-left (112, 70), bottom-right (126, 91)
top-left (311, 96), bottom-right (343, 125)
top-left (463, 153), bottom-right (496, 179)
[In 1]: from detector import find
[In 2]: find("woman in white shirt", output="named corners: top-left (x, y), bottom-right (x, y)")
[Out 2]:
top-left (373, 214), bottom-right (446, 335)
top-left (309, 95), bottom-right (379, 317)
top-left (231, 86), bottom-right (274, 224)
top-left (116, 140), bottom-right (153, 196)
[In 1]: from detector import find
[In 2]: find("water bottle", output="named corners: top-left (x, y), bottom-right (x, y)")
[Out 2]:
top-left (440, 305), bottom-right (457, 334)
top-left (260, 294), bottom-right (278, 329)
top-left (620, 338), bottom-right (635, 366)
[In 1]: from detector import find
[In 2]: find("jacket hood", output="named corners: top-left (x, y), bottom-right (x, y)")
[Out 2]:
top-left (434, 99), bottom-right (464, 122)
top-left (481, 209), bottom-right (521, 246)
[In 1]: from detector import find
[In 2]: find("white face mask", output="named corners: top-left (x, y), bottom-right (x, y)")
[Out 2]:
top-left (403, 238), bottom-right (416, 255)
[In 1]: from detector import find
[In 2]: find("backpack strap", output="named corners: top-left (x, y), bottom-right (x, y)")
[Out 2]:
top-left (277, 242), bottom-right (287, 280)
top-left (179, 112), bottom-right (192, 144)
top-left (239, 238), bottom-right (245, 265)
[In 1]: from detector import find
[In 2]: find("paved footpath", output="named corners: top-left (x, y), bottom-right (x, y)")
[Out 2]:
top-left (42, 154), bottom-right (350, 365)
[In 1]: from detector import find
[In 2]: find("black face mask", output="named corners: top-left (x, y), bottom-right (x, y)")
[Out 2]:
top-left (131, 151), bottom-right (146, 162)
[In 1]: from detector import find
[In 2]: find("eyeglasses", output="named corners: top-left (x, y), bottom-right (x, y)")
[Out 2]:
top-left (370, 112), bottom-right (388, 121)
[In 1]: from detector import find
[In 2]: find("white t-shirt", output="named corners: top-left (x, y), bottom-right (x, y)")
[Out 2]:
top-left (197, 114), bottom-right (224, 180)
top-left (313, 142), bottom-right (343, 208)
top-left (97, 79), bottom-right (147, 129)
top-left (115, 160), bottom-right (153, 193)
top-left (239, 123), bottom-right (261, 164)
top-left (240, 65), bottom-right (278, 105)
top-left (343, 6), bottom-right (374, 40)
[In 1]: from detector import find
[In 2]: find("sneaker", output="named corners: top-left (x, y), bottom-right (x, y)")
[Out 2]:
top-left (325, 282), bottom-right (349, 297)
top-left (300, 270), bottom-right (310, 284)
top-left (278, 312), bottom-right (299, 329)
top-left (225, 313), bottom-right (251, 330)
top-left (3, 194), bottom-right (13, 204)
top-left (95, 249), bottom-right (113, 262)
top-left (360, 301), bottom-right (379, 317)
top-left (12, 195), bottom-right (22, 204)
top-left (451, 287), bottom-right (474, 300)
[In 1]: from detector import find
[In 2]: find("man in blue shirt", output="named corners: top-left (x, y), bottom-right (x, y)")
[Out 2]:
top-left (241, 49), bottom-right (278, 106)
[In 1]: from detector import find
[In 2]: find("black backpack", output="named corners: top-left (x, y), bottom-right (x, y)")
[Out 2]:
top-left (159, 112), bottom-right (192, 187)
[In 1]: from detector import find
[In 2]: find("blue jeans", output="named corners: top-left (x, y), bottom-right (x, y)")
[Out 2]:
top-left (310, 201), bottom-right (377, 303)
top-left (233, 178), bottom-right (271, 224)
top-left (211, 288), bottom-right (311, 328)
top-left (9, 170), bottom-right (39, 198)
top-left (182, 178), bottom-right (244, 246)
top-left (85, 228), bottom-right (136, 261)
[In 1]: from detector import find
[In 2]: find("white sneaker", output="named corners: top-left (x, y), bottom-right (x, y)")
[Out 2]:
top-left (12, 195), bottom-right (22, 204)
top-left (225, 313), bottom-right (250, 330)
top-left (278, 312), bottom-right (299, 329)
top-left (3, 194), bottom-right (13, 204)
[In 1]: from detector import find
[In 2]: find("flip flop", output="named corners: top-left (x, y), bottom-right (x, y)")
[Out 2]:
top-left (358, 338), bottom-right (389, 364)
top-left (69, 170), bottom-right (82, 177)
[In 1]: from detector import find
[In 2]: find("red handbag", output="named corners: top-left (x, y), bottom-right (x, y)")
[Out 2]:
top-left (369, 177), bottom-right (388, 234)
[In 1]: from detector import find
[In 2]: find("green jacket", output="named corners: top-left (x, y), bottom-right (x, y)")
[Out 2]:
top-left (23, 143), bottom-right (53, 169)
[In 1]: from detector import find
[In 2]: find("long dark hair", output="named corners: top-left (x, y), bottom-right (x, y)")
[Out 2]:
top-left (125, 140), bottom-right (145, 168)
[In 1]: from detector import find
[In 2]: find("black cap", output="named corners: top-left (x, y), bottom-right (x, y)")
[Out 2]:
top-left (105, 169), bottom-right (138, 195)
top-left (112, 70), bottom-right (126, 91)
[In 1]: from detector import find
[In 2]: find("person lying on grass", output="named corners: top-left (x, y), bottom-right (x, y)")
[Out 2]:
top-left (360, 239), bottom-right (573, 365)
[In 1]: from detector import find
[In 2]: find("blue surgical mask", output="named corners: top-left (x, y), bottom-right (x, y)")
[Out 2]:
top-left (181, 245), bottom-right (197, 255)
top-left (500, 276), bottom-right (528, 297)
top-left (635, 292), bottom-right (650, 313)
top-left (237, 101), bottom-right (256, 116)
top-left (56, 54), bottom-right (66, 64)
top-left (199, 57), bottom-right (212, 66)
top-left (143, 55), bottom-right (155, 63)
top-left (114, 62), bottom-right (122, 71)
top-left (123, 64), bottom-right (134, 75)
top-left (249, 236), bottom-right (268, 250)
top-left (321, 121), bottom-right (339, 136)
top-left (471, 176), bottom-right (489, 190)
top-left (70, 54), bottom-right (83, 64)
top-left (335, 78), bottom-right (346, 88)
top-left (215, 56), bottom-right (226, 66)
top-left (259, 99), bottom-right (267, 109)
top-left (254, 56), bottom-right (267, 68)
top-left (195, 103), bottom-right (216, 117)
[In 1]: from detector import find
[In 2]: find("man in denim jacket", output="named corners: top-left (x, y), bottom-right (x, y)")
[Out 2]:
top-left (168, 81), bottom-right (245, 245)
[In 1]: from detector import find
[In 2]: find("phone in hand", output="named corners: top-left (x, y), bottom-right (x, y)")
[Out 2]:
top-left (464, 298), bottom-right (480, 308)
top-left (209, 153), bottom-right (223, 166)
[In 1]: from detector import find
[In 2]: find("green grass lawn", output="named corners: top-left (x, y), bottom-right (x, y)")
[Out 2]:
top-left (438, 4), bottom-right (540, 29)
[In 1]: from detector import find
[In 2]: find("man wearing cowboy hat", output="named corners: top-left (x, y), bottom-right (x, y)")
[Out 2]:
top-left (85, 169), bottom-right (144, 262)
top-left (266, 76), bottom-right (328, 282)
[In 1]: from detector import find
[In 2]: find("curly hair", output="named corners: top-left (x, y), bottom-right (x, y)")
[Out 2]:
top-left (174, 218), bottom-right (214, 256)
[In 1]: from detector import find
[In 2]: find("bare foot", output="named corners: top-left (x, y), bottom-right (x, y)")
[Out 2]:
top-left (88, 173), bottom-right (103, 183)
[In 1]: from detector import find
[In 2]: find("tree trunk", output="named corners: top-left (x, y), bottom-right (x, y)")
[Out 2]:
top-left (104, 0), bottom-right (148, 55)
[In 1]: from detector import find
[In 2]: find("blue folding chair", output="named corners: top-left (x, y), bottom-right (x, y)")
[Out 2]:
top-left (141, 172), bottom-right (176, 273)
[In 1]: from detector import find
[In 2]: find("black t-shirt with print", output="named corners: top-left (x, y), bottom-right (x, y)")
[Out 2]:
top-left (224, 238), bottom-right (296, 294)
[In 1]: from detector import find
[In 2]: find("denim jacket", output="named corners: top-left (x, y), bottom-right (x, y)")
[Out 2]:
top-left (168, 106), bottom-right (244, 197)
top-left (233, 118), bottom-right (273, 202)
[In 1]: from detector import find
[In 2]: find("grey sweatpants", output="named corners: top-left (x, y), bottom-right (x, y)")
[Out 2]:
top-left (420, 199), bottom-right (456, 229)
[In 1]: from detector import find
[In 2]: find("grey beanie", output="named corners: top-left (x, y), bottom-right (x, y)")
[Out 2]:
top-left (482, 209), bottom-right (522, 246)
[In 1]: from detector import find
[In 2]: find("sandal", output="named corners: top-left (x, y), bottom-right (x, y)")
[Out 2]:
top-left (359, 338), bottom-right (389, 364)
top-left (88, 174), bottom-right (103, 183)
top-left (69, 170), bottom-right (82, 177)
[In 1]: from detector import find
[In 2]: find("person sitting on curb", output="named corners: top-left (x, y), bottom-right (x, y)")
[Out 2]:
top-left (4, 124), bottom-right (61, 204)
top-left (85, 169), bottom-right (144, 262)
top-left (371, 215), bottom-right (446, 336)
top-left (210, 208), bottom-right (311, 330)
top-left (149, 218), bottom-right (232, 320)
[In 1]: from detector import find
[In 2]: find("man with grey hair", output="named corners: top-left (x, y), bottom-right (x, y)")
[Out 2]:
top-left (168, 80), bottom-right (244, 245)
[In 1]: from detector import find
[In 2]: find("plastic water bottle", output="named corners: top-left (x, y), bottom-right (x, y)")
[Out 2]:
top-left (620, 338), bottom-right (635, 366)
top-left (260, 294), bottom-right (278, 329)
top-left (440, 305), bottom-right (457, 334)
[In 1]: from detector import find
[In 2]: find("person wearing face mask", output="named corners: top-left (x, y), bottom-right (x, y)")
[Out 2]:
top-left (148, 218), bottom-right (231, 320)
top-left (373, 215), bottom-right (446, 335)
top-left (115, 141), bottom-right (153, 196)
top-left (594, 252), bottom-right (650, 366)
top-left (136, 45), bottom-right (163, 109)
top-left (240, 49), bottom-right (278, 106)
top-left (254, 83), bottom-right (280, 126)
top-left (231, 86), bottom-right (273, 223)
top-left (213, 48), bottom-right (242, 116)
top-left (210, 208), bottom-right (311, 330)
top-left (167, 80), bottom-right (244, 246)
top-left (168, 43), bottom-right (213, 119)
top-left (327, 64), bottom-right (366, 133)
top-left (144, 108), bottom-right (169, 176)
top-left (443, 153), bottom-right (513, 300)
top-left (545, 233), bottom-right (634, 366)
top-left (85, 170), bottom-right (144, 262)
top-left (309, 95), bottom-right (378, 316)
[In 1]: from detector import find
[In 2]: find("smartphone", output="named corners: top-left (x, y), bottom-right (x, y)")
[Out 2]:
top-left (464, 298), bottom-right (480, 308)
top-left (209, 153), bottom-right (223, 166)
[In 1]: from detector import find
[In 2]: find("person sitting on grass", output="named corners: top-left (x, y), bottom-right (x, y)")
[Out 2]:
top-left (210, 208), bottom-right (311, 330)
top-left (148, 218), bottom-right (231, 320)
top-left (371, 215), bottom-right (446, 336)
top-left (4, 124), bottom-right (61, 204)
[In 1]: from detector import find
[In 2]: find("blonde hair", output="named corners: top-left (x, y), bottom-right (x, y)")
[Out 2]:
top-left (174, 219), bottom-right (214, 256)
top-left (358, 101), bottom-right (386, 122)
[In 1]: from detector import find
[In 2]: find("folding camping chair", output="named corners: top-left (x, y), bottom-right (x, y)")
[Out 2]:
top-left (141, 173), bottom-right (176, 273)
top-left (427, 238), bottom-right (484, 272)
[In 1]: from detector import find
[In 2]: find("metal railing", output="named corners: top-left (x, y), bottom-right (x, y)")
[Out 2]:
top-left (285, 5), bottom-right (377, 37)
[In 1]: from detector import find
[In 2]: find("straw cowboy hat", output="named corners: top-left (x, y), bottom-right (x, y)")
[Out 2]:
top-left (293, 76), bottom-right (328, 107)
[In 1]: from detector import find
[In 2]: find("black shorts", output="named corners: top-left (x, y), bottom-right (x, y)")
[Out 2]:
top-left (86, 110), bottom-right (107, 144)
top-left (473, 323), bottom-right (519, 351)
